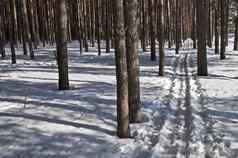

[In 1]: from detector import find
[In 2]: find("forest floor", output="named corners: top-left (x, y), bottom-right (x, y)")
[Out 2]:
top-left (0, 40), bottom-right (238, 158)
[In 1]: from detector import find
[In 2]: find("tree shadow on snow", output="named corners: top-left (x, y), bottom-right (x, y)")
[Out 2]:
top-left (0, 119), bottom-right (117, 158)
top-left (205, 96), bottom-right (238, 156)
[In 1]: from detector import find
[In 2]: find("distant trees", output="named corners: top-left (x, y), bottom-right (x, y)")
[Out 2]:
top-left (0, 0), bottom-right (237, 138)
top-left (1, 0), bottom-right (234, 64)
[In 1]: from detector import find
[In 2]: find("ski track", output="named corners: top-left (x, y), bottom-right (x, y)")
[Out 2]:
top-left (189, 53), bottom-right (232, 158)
top-left (150, 52), bottom-right (232, 158)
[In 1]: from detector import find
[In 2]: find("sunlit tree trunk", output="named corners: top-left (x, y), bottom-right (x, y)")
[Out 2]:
top-left (113, 0), bottom-right (130, 138)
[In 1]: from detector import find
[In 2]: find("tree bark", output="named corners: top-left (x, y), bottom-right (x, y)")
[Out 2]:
top-left (56, 0), bottom-right (70, 90)
top-left (234, 15), bottom-right (238, 50)
top-left (149, 0), bottom-right (156, 61)
top-left (113, 0), bottom-right (130, 138)
top-left (215, 1), bottom-right (219, 54)
top-left (197, 0), bottom-right (208, 76)
top-left (124, 0), bottom-right (141, 123)
top-left (9, 0), bottom-right (17, 64)
top-left (220, 0), bottom-right (226, 60)
top-left (158, 0), bottom-right (165, 76)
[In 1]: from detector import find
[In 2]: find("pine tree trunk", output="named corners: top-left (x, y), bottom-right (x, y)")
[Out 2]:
top-left (0, 32), bottom-right (5, 58)
top-left (149, 0), bottom-right (156, 61)
top-left (207, 0), bottom-right (212, 48)
top-left (220, 0), bottom-right (226, 60)
top-left (22, 0), bottom-right (34, 57)
top-left (106, 0), bottom-right (110, 53)
top-left (197, 0), bottom-right (208, 76)
top-left (83, 0), bottom-right (89, 52)
top-left (56, 0), bottom-right (69, 90)
top-left (175, 0), bottom-right (180, 54)
top-left (27, 0), bottom-right (37, 55)
top-left (225, 0), bottom-right (229, 46)
top-left (215, 1), bottom-right (219, 54)
top-left (158, 0), bottom-right (165, 76)
top-left (234, 16), bottom-right (238, 50)
top-left (141, 0), bottom-right (147, 52)
top-left (124, 0), bottom-right (141, 123)
top-left (0, 7), bottom-right (6, 58)
top-left (77, 0), bottom-right (83, 54)
top-left (9, 0), bottom-right (17, 64)
top-left (95, 0), bottom-right (101, 56)
top-left (113, 0), bottom-right (130, 138)
top-left (192, 0), bottom-right (197, 49)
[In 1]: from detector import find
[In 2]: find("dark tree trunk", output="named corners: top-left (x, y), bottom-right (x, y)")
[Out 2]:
top-left (56, 0), bottom-right (69, 90)
top-left (192, 0), bottom-right (197, 49)
top-left (220, 0), bottom-right (226, 60)
top-left (225, 0), bottom-right (229, 46)
top-left (106, 0), bottom-right (110, 53)
top-left (141, 0), bottom-right (147, 52)
top-left (234, 16), bottom-right (238, 50)
top-left (197, 0), bottom-right (208, 76)
top-left (22, 0), bottom-right (34, 57)
top-left (215, 1), bottom-right (219, 54)
top-left (0, 10), bottom-right (5, 58)
top-left (27, 0), bottom-right (37, 57)
top-left (0, 42), bottom-right (5, 58)
top-left (207, 0), bottom-right (212, 48)
top-left (9, 0), bottom-right (17, 64)
top-left (158, 0), bottom-right (165, 76)
top-left (95, 0), bottom-right (101, 56)
top-left (175, 0), bottom-right (181, 54)
top-left (149, 0), bottom-right (156, 61)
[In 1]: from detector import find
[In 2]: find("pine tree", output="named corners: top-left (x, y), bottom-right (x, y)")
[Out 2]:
top-left (220, 0), bottom-right (226, 60)
top-left (56, 0), bottom-right (70, 90)
top-left (158, 0), bottom-right (165, 76)
top-left (113, 0), bottom-right (130, 138)
top-left (149, 0), bottom-right (156, 61)
top-left (197, 0), bottom-right (208, 76)
top-left (234, 8), bottom-right (238, 50)
top-left (9, 0), bottom-right (17, 64)
top-left (215, 0), bottom-right (220, 54)
top-left (124, 0), bottom-right (141, 123)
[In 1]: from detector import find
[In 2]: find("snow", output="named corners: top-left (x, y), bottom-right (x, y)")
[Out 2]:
top-left (0, 39), bottom-right (238, 157)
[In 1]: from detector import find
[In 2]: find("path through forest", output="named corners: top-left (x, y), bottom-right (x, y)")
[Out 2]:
top-left (146, 52), bottom-right (233, 158)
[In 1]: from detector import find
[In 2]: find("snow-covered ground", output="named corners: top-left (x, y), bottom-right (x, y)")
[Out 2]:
top-left (0, 40), bottom-right (238, 158)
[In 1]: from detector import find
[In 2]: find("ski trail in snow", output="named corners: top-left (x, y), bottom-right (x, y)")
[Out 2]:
top-left (151, 54), bottom-right (187, 158)
top-left (167, 55), bottom-right (185, 157)
top-left (181, 54), bottom-right (194, 157)
top-left (151, 52), bottom-right (233, 158)
top-left (152, 55), bottom-right (180, 132)
top-left (188, 53), bottom-right (233, 158)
